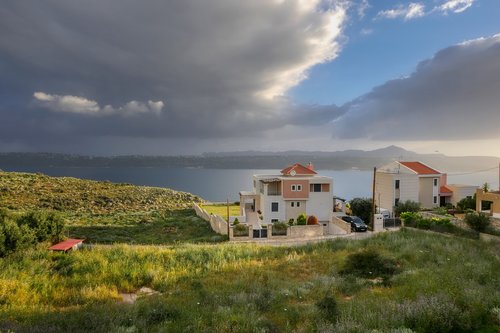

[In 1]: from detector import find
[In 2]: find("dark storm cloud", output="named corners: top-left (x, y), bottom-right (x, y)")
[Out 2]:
top-left (0, 0), bottom-right (346, 151)
top-left (333, 34), bottom-right (500, 141)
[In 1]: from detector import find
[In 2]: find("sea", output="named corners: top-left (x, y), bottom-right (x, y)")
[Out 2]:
top-left (2, 166), bottom-right (498, 202)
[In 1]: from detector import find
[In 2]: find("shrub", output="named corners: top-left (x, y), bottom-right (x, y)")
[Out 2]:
top-left (349, 198), bottom-right (372, 223)
top-left (297, 213), bottom-right (307, 225)
top-left (464, 212), bottom-right (490, 232)
top-left (272, 222), bottom-right (287, 236)
top-left (394, 200), bottom-right (420, 216)
top-left (341, 249), bottom-right (399, 280)
top-left (233, 224), bottom-right (249, 237)
top-left (316, 294), bottom-right (339, 323)
top-left (457, 196), bottom-right (476, 212)
top-left (233, 218), bottom-right (239, 225)
top-left (307, 215), bottom-right (318, 225)
top-left (288, 218), bottom-right (295, 226)
top-left (17, 210), bottom-right (65, 243)
top-left (400, 212), bottom-right (420, 227)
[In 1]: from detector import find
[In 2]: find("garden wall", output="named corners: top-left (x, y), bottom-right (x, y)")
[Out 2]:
top-left (193, 204), bottom-right (228, 235)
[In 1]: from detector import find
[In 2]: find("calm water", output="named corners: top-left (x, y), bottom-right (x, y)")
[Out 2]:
top-left (2, 166), bottom-right (498, 202)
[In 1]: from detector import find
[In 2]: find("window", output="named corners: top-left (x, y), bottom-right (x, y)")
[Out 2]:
top-left (271, 202), bottom-right (279, 212)
top-left (433, 179), bottom-right (438, 186)
top-left (271, 219), bottom-right (279, 223)
top-left (291, 202), bottom-right (294, 207)
top-left (433, 196), bottom-right (437, 204)
top-left (291, 185), bottom-right (296, 191)
top-left (395, 198), bottom-right (400, 206)
top-left (297, 184), bottom-right (302, 191)
top-left (312, 184), bottom-right (322, 192)
top-left (395, 180), bottom-right (400, 189)
top-left (296, 202), bottom-right (300, 207)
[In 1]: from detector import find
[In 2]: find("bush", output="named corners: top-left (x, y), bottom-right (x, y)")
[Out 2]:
top-left (316, 294), bottom-right (339, 323)
top-left (233, 218), bottom-right (239, 225)
top-left (457, 196), bottom-right (476, 212)
top-left (17, 210), bottom-right (66, 243)
top-left (272, 222), bottom-right (287, 236)
top-left (464, 212), bottom-right (490, 232)
top-left (400, 212), bottom-right (419, 227)
top-left (340, 249), bottom-right (399, 280)
top-left (394, 200), bottom-right (420, 216)
top-left (288, 218), bottom-right (295, 226)
top-left (307, 215), bottom-right (318, 225)
top-left (233, 224), bottom-right (249, 237)
top-left (349, 198), bottom-right (372, 223)
top-left (297, 213), bottom-right (307, 225)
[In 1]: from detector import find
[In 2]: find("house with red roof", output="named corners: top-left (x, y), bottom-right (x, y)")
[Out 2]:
top-left (375, 161), bottom-right (478, 213)
top-left (238, 162), bottom-right (333, 226)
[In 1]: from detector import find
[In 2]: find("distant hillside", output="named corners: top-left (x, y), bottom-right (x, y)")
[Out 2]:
top-left (0, 146), bottom-right (499, 172)
top-left (0, 171), bottom-right (202, 214)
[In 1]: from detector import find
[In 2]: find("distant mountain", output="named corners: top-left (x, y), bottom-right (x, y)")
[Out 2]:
top-left (0, 146), bottom-right (498, 172)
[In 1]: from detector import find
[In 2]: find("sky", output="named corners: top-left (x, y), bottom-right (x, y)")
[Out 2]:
top-left (1, 0), bottom-right (500, 156)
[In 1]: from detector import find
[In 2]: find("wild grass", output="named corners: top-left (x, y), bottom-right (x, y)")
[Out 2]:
top-left (0, 172), bottom-right (219, 244)
top-left (199, 203), bottom-right (240, 217)
top-left (0, 229), bottom-right (498, 332)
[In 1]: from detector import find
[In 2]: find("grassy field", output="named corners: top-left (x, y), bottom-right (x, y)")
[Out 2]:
top-left (0, 229), bottom-right (499, 332)
top-left (200, 203), bottom-right (241, 218)
top-left (0, 171), bottom-right (222, 244)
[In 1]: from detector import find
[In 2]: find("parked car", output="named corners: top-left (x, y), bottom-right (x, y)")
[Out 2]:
top-left (341, 216), bottom-right (368, 232)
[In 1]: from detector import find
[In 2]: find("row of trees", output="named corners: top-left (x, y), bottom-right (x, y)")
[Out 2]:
top-left (0, 209), bottom-right (65, 257)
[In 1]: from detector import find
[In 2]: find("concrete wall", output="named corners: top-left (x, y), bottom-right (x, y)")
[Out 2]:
top-left (261, 195), bottom-right (285, 223)
top-left (288, 225), bottom-right (323, 238)
top-left (308, 189), bottom-right (333, 222)
top-left (285, 200), bottom-right (307, 222)
top-left (476, 189), bottom-right (500, 217)
top-left (447, 184), bottom-right (478, 206)
top-left (375, 172), bottom-right (395, 213)
top-left (282, 179), bottom-right (309, 199)
top-left (376, 172), bottom-right (420, 213)
top-left (193, 204), bottom-right (228, 235)
top-left (419, 177), bottom-right (438, 209)
top-left (331, 216), bottom-right (351, 234)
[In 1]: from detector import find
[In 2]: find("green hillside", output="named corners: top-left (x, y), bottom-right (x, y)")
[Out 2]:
top-left (0, 171), bottom-right (220, 244)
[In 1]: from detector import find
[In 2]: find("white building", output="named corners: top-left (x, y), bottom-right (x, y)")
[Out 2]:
top-left (239, 163), bottom-right (333, 225)
top-left (376, 161), bottom-right (478, 213)
top-left (375, 161), bottom-right (442, 214)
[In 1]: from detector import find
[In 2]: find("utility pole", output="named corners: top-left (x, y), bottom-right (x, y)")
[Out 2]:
top-left (226, 198), bottom-right (230, 236)
top-left (371, 167), bottom-right (376, 229)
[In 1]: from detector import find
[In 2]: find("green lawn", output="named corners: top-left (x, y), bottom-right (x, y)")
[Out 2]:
top-left (1, 229), bottom-right (499, 332)
top-left (200, 203), bottom-right (241, 217)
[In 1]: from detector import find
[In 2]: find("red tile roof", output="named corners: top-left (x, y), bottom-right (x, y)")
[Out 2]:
top-left (48, 239), bottom-right (84, 251)
top-left (281, 163), bottom-right (317, 175)
top-left (440, 185), bottom-right (453, 194)
top-left (399, 161), bottom-right (441, 175)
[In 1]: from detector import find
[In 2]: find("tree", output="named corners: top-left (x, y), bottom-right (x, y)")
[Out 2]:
top-left (307, 215), bottom-right (318, 225)
top-left (482, 182), bottom-right (490, 193)
top-left (349, 198), bottom-right (372, 223)
top-left (457, 196), bottom-right (476, 212)
top-left (296, 213), bottom-right (307, 225)
top-left (394, 200), bottom-right (420, 216)
top-left (464, 212), bottom-right (490, 232)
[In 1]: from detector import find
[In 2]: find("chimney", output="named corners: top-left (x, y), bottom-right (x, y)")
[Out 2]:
top-left (307, 162), bottom-right (314, 171)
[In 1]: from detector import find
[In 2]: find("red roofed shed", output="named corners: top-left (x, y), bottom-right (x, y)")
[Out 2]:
top-left (49, 239), bottom-right (84, 252)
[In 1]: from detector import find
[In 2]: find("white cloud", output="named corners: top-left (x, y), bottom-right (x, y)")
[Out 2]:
top-left (377, 3), bottom-right (425, 20)
top-left (357, 0), bottom-right (370, 18)
top-left (34, 92), bottom-right (164, 116)
top-left (360, 28), bottom-right (373, 36)
top-left (436, 0), bottom-right (475, 14)
top-left (33, 92), bottom-right (100, 114)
